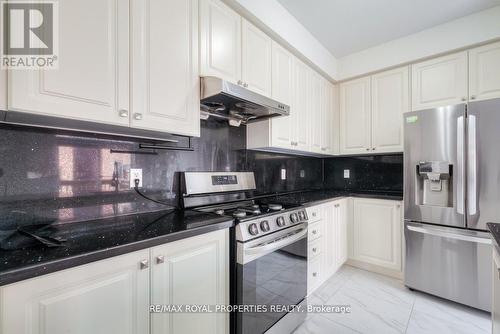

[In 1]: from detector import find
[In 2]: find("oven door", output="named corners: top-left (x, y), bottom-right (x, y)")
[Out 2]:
top-left (236, 223), bottom-right (308, 334)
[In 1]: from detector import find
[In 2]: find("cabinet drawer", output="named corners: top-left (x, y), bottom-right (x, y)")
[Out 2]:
top-left (308, 257), bottom-right (322, 292)
top-left (308, 238), bottom-right (322, 259)
top-left (306, 205), bottom-right (322, 222)
top-left (308, 221), bottom-right (323, 241)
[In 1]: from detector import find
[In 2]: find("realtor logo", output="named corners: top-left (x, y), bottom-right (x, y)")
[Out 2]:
top-left (1, 1), bottom-right (59, 69)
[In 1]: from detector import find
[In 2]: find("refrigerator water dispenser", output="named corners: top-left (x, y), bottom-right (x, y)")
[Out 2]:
top-left (416, 161), bottom-right (452, 207)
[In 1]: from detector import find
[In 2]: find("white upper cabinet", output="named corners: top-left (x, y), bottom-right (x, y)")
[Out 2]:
top-left (340, 76), bottom-right (371, 154)
top-left (199, 0), bottom-right (241, 83)
top-left (131, 0), bottom-right (200, 137)
top-left (351, 198), bottom-right (402, 272)
top-left (151, 229), bottom-right (229, 334)
top-left (9, 0), bottom-right (130, 126)
top-left (411, 51), bottom-right (468, 111)
top-left (469, 41), bottom-right (500, 102)
top-left (320, 79), bottom-right (335, 155)
top-left (371, 66), bottom-right (408, 153)
top-left (309, 71), bottom-right (322, 153)
top-left (270, 42), bottom-right (294, 149)
top-left (241, 19), bottom-right (272, 97)
top-left (293, 59), bottom-right (311, 151)
top-left (0, 249), bottom-right (150, 334)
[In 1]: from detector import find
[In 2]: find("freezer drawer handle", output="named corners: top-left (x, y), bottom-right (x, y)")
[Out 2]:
top-left (407, 225), bottom-right (491, 244)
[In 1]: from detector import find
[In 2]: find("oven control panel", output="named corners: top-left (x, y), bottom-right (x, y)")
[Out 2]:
top-left (236, 209), bottom-right (308, 242)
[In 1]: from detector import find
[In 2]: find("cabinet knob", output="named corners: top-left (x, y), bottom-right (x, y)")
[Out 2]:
top-left (372, 147), bottom-right (376, 151)
top-left (156, 255), bottom-right (165, 264)
top-left (312, 230), bottom-right (317, 234)
top-left (243, 83), bottom-right (248, 88)
top-left (134, 113), bottom-right (143, 120)
top-left (461, 97), bottom-right (467, 102)
top-left (335, 204), bottom-right (340, 208)
top-left (366, 148), bottom-right (370, 151)
top-left (119, 109), bottom-right (128, 118)
top-left (471, 95), bottom-right (476, 100)
top-left (312, 272), bottom-right (317, 277)
top-left (312, 212), bottom-right (316, 217)
top-left (139, 259), bottom-right (149, 270)
top-left (237, 80), bottom-right (243, 85)
top-left (312, 247), bottom-right (317, 252)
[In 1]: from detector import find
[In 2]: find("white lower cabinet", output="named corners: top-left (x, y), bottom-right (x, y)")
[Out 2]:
top-left (350, 198), bottom-right (402, 274)
top-left (0, 229), bottom-right (229, 334)
top-left (151, 229), bottom-right (229, 334)
top-left (0, 249), bottom-right (151, 334)
top-left (306, 199), bottom-right (348, 294)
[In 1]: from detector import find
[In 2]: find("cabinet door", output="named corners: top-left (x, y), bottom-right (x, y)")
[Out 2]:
top-left (0, 250), bottom-right (150, 334)
top-left (335, 199), bottom-right (348, 267)
top-left (309, 71), bottom-right (322, 153)
top-left (293, 60), bottom-right (310, 151)
top-left (371, 66), bottom-right (408, 153)
top-left (151, 229), bottom-right (229, 334)
top-left (469, 41), bottom-right (500, 102)
top-left (241, 19), bottom-right (272, 97)
top-left (352, 199), bottom-right (402, 271)
top-left (339, 77), bottom-right (371, 154)
top-left (411, 51), bottom-right (467, 111)
top-left (323, 202), bottom-right (337, 278)
top-left (270, 42), bottom-right (294, 149)
top-left (9, 0), bottom-right (129, 126)
top-left (199, 0), bottom-right (241, 84)
top-left (320, 80), bottom-right (335, 155)
top-left (131, 0), bottom-right (200, 137)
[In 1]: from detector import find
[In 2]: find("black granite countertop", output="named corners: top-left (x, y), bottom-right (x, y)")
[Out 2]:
top-left (257, 189), bottom-right (403, 207)
top-left (0, 189), bottom-right (402, 286)
top-left (0, 209), bottom-right (233, 286)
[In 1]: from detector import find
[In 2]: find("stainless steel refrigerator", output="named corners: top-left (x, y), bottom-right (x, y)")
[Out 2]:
top-left (404, 98), bottom-right (499, 312)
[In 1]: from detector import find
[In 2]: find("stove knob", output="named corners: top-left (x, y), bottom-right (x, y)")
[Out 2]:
top-left (260, 220), bottom-right (270, 232)
top-left (248, 223), bottom-right (259, 236)
top-left (290, 213), bottom-right (299, 223)
top-left (298, 210), bottom-right (307, 221)
top-left (276, 216), bottom-right (286, 227)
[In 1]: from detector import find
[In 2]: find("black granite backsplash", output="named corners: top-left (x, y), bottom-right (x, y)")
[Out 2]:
top-left (0, 120), bottom-right (402, 225)
top-left (323, 154), bottom-right (403, 193)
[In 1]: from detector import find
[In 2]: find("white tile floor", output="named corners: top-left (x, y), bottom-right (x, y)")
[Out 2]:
top-left (294, 265), bottom-right (491, 334)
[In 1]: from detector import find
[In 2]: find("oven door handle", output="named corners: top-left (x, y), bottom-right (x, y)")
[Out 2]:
top-left (245, 227), bottom-right (308, 256)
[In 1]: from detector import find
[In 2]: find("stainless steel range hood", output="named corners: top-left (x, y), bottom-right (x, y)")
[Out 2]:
top-left (200, 76), bottom-right (290, 126)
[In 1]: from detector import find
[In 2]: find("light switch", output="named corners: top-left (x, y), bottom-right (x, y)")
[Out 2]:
top-left (343, 169), bottom-right (350, 179)
top-left (281, 168), bottom-right (286, 180)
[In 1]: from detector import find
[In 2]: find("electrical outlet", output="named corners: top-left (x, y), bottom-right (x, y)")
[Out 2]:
top-left (300, 170), bottom-right (305, 178)
top-left (343, 169), bottom-right (350, 179)
top-left (130, 168), bottom-right (143, 188)
top-left (281, 168), bottom-right (286, 180)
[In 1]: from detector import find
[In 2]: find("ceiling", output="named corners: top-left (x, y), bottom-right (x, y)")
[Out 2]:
top-left (276, 0), bottom-right (500, 58)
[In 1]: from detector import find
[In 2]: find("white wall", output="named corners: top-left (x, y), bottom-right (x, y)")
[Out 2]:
top-left (225, 0), bottom-right (338, 80)
top-left (337, 5), bottom-right (500, 80)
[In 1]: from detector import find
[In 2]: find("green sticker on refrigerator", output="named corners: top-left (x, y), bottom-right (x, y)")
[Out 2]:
top-left (406, 116), bottom-right (418, 123)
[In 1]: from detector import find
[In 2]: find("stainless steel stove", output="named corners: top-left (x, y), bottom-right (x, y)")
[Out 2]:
top-left (181, 172), bottom-right (308, 334)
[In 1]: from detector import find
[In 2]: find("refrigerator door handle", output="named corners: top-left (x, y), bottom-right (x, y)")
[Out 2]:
top-left (467, 114), bottom-right (477, 215)
top-left (406, 223), bottom-right (491, 244)
top-left (456, 116), bottom-right (465, 215)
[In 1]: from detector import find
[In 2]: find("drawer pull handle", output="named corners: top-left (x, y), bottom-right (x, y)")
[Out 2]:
top-left (312, 272), bottom-right (317, 277)
top-left (312, 248), bottom-right (317, 252)
top-left (156, 255), bottom-right (165, 264)
top-left (312, 212), bottom-right (316, 217)
top-left (312, 230), bottom-right (317, 234)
